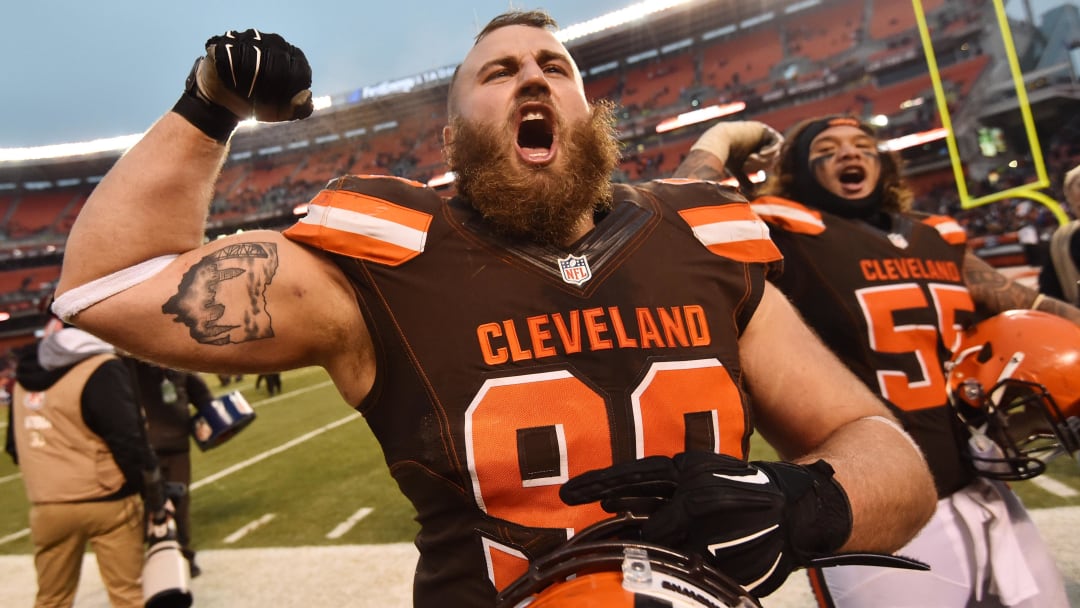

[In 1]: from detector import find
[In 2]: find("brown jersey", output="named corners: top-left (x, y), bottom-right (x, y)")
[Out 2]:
top-left (751, 196), bottom-right (976, 497)
top-left (284, 175), bottom-right (781, 606)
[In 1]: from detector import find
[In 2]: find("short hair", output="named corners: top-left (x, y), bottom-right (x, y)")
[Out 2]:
top-left (473, 9), bottom-right (558, 43)
top-left (447, 10), bottom-right (560, 116)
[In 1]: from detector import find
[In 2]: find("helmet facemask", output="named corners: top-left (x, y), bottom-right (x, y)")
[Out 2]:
top-left (953, 375), bottom-right (1079, 480)
top-left (947, 311), bottom-right (1080, 482)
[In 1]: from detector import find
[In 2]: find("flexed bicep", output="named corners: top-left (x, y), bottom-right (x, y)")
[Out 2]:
top-left (70, 231), bottom-right (362, 380)
top-left (163, 241), bottom-right (279, 345)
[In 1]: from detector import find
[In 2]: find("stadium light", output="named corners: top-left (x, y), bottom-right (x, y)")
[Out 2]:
top-left (557, 0), bottom-right (693, 43)
top-left (1, 6), bottom-right (660, 163)
top-left (0, 134), bottom-right (142, 163)
top-left (878, 127), bottom-right (949, 152)
top-left (655, 101), bottom-right (747, 133)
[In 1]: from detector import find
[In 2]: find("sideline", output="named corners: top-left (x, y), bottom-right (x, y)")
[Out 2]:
top-left (1, 508), bottom-right (1077, 608)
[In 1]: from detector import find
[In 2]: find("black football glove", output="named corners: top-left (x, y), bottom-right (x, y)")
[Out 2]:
top-left (559, 452), bottom-right (853, 597)
top-left (173, 28), bottom-right (314, 142)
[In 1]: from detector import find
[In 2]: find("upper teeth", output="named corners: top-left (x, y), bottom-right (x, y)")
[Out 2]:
top-left (523, 112), bottom-right (544, 121)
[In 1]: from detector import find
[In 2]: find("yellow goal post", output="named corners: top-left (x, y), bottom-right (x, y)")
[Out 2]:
top-left (911, 0), bottom-right (1068, 225)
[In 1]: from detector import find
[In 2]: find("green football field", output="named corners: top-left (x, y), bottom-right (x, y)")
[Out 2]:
top-left (1, 365), bottom-right (1078, 556)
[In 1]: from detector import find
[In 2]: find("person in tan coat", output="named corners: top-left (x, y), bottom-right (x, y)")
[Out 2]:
top-left (7, 319), bottom-right (162, 608)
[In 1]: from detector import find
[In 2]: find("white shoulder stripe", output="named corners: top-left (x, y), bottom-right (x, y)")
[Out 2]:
top-left (933, 220), bottom-right (964, 236)
top-left (301, 203), bottom-right (427, 253)
top-left (750, 203), bottom-right (825, 229)
top-left (691, 218), bottom-right (771, 247)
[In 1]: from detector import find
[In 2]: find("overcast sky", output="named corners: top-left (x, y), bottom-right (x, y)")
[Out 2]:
top-left (0, 1), bottom-right (629, 148)
top-left (0, 0), bottom-right (1073, 148)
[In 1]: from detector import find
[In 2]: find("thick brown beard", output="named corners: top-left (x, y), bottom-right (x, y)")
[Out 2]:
top-left (446, 101), bottom-right (620, 245)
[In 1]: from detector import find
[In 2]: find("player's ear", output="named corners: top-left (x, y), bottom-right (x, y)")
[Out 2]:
top-left (442, 124), bottom-right (454, 148)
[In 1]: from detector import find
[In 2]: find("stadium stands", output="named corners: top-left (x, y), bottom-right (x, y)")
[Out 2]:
top-left (5, 190), bottom-right (86, 240)
top-left (1, 0), bottom-right (1079, 355)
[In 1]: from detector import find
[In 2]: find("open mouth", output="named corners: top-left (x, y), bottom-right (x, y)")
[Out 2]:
top-left (516, 107), bottom-right (556, 165)
top-left (839, 166), bottom-right (865, 184)
top-left (838, 166), bottom-right (867, 192)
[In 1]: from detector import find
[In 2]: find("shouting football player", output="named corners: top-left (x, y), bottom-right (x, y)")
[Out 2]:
top-left (675, 116), bottom-right (1080, 607)
top-left (55, 12), bottom-right (936, 606)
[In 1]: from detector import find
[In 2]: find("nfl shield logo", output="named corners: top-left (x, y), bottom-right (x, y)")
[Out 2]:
top-left (24, 392), bottom-right (45, 411)
top-left (558, 254), bottom-right (592, 286)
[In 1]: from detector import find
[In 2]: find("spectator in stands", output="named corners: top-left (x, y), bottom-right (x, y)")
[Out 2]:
top-left (52, 14), bottom-right (939, 605)
top-left (5, 317), bottom-right (164, 607)
top-left (674, 116), bottom-right (1079, 607)
top-left (1039, 164), bottom-right (1080, 304)
top-left (124, 356), bottom-right (215, 578)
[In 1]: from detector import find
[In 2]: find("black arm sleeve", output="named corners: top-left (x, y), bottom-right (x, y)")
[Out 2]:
top-left (81, 359), bottom-right (159, 496)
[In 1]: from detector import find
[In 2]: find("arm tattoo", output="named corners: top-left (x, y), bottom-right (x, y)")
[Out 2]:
top-left (672, 149), bottom-right (728, 181)
top-left (1033, 294), bottom-right (1080, 325)
top-left (163, 243), bottom-right (279, 345)
top-left (962, 251), bottom-right (1037, 313)
top-left (964, 253), bottom-right (1080, 325)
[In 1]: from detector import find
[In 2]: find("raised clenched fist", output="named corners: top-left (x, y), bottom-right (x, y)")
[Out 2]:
top-left (195, 29), bottom-right (313, 122)
top-left (173, 28), bottom-right (313, 142)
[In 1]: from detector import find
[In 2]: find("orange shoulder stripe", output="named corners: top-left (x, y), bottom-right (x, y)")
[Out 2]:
top-left (283, 188), bottom-right (433, 266)
top-left (920, 215), bottom-right (967, 245)
top-left (749, 196), bottom-right (825, 235)
top-left (678, 203), bottom-right (782, 264)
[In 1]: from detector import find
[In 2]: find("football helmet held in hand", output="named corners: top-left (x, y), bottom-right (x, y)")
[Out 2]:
top-left (946, 309), bottom-right (1080, 480)
top-left (496, 513), bottom-right (761, 608)
top-left (559, 452), bottom-right (853, 597)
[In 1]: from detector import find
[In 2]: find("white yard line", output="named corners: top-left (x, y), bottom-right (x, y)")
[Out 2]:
top-left (0, 401), bottom-right (355, 549)
top-left (247, 380), bottom-right (334, 409)
top-left (224, 513), bottom-right (277, 544)
top-left (326, 507), bottom-right (373, 540)
top-left (0, 384), bottom-right (348, 548)
top-left (190, 412), bottom-right (359, 491)
top-left (1030, 475), bottom-right (1080, 498)
top-left (0, 527), bottom-right (29, 546)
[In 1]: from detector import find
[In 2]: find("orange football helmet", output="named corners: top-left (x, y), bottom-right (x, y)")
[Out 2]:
top-left (946, 309), bottom-right (1080, 480)
top-left (496, 514), bottom-right (760, 608)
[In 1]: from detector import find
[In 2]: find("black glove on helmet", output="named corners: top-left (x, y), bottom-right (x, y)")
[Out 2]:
top-left (560, 452), bottom-right (853, 597)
